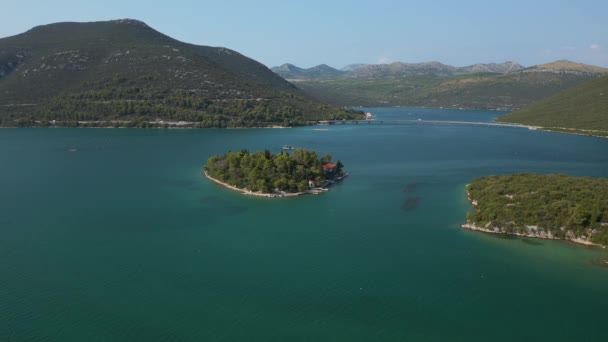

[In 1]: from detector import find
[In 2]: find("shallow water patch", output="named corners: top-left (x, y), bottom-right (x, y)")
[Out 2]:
top-left (401, 196), bottom-right (422, 211)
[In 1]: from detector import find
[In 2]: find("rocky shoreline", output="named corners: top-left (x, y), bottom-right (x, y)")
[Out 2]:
top-left (464, 187), bottom-right (606, 248)
top-left (204, 171), bottom-right (348, 198)
top-left (461, 222), bottom-right (605, 248)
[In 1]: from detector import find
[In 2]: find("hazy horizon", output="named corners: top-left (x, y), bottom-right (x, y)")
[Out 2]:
top-left (1, 0), bottom-right (607, 68)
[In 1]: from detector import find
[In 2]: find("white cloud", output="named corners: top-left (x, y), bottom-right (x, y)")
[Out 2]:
top-left (378, 57), bottom-right (392, 64)
top-left (590, 43), bottom-right (600, 49)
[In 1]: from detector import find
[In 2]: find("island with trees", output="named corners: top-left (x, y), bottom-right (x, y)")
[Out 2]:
top-left (463, 174), bottom-right (608, 247)
top-left (203, 149), bottom-right (347, 197)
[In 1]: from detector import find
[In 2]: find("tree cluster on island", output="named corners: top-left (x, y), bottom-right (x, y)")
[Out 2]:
top-left (466, 174), bottom-right (608, 245)
top-left (204, 149), bottom-right (344, 193)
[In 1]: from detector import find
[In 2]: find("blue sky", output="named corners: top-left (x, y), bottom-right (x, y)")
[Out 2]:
top-left (1, 0), bottom-right (607, 68)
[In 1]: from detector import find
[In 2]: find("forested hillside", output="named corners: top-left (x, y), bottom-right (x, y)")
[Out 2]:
top-left (498, 75), bottom-right (608, 135)
top-left (0, 19), bottom-right (362, 127)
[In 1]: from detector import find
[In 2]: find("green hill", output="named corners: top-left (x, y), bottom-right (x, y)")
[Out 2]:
top-left (0, 19), bottom-right (361, 127)
top-left (288, 60), bottom-right (607, 110)
top-left (497, 75), bottom-right (608, 136)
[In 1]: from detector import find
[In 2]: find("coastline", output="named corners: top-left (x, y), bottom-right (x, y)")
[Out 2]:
top-left (461, 222), bottom-right (605, 248)
top-left (495, 121), bottom-right (608, 139)
top-left (536, 127), bottom-right (608, 139)
top-left (463, 188), bottom-right (606, 248)
top-left (203, 171), bottom-right (348, 198)
top-left (6, 115), bottom-right (607, 139)
top-left (5, 120), bottom-right (297, 129)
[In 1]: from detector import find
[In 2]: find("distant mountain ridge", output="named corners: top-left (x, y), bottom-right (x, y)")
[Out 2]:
top-left (0, 19), bottom-right (361, 127)
top-left (290, 60), bottom-right (608, 110)
top-left (271, 61), bottom-right (525, 80)
top-left (520, 60), bottom-right (608, 76)
top-left (340, 63), bottom-right (368, 72)
top-left (459, 61), bottom-right (523, 74)
top-left (271, 63), bottom-right (345, 79)
top-left (345, 61), bottom-right (459, 78)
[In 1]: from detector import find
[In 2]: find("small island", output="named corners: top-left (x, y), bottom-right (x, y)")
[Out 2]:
top-left (464, 174), bottom-right (608, 247)
top-left (203, 148), bottom-right (348, 197)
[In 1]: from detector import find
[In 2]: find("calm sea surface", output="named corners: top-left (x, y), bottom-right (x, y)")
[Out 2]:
top-left (1, 107), bottom-right (608, 341)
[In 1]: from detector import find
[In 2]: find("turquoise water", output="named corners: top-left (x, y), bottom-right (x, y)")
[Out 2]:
top-left (1, 107), bottom-right (608, 341)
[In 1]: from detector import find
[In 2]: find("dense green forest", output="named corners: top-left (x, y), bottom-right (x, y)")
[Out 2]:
top-left (498, 75), bottom-right (608, 135)
top-left (466, 174), bottom-right (608, 245)
top-left (0, 19), bottom-right (363, 127)
top-left (204, 149), bottom-right (344, 193)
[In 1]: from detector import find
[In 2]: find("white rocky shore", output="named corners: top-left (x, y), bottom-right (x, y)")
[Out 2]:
top-left (461, 222), bottom-right (604, 248)
top-left (464, 187), bottom-right (606, 248)
top-left (204, 171), bottom-right (348, 198)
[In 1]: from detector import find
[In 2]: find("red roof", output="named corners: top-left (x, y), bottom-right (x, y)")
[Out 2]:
top-left (323, 163), bottom-right (337, 171)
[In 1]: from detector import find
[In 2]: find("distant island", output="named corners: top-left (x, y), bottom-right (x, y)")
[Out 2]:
top-left (464, 174), bottom-right (608, 247)
top-left (203, 149), bottom-right (347, 197)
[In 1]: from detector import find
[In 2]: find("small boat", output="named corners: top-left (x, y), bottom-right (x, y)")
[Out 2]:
top-left (282, 145), bottom-right (295, 150)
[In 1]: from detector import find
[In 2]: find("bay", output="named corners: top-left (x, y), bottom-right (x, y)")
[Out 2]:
top-left (1, 107), bottom-right (608, 341)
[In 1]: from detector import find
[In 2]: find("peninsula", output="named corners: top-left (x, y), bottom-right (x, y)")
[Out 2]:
top-left (497, 75), bottom-right (608, 138)
top-left (203, 149), bottom-right (347, 198)
top-left (463, 174), bottom-right (608, 247)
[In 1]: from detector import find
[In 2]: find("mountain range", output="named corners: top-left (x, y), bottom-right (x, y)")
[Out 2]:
top-left (271, 63), bottom-right (346, 79)
top-left (271, 61), bottom-right (525, 80)
top-left (0, 19), bottom-right (361, 127)
top-left (1, 19), bottom-right (605, 130)
top-left (276, 60), bottom-right (608, 110)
